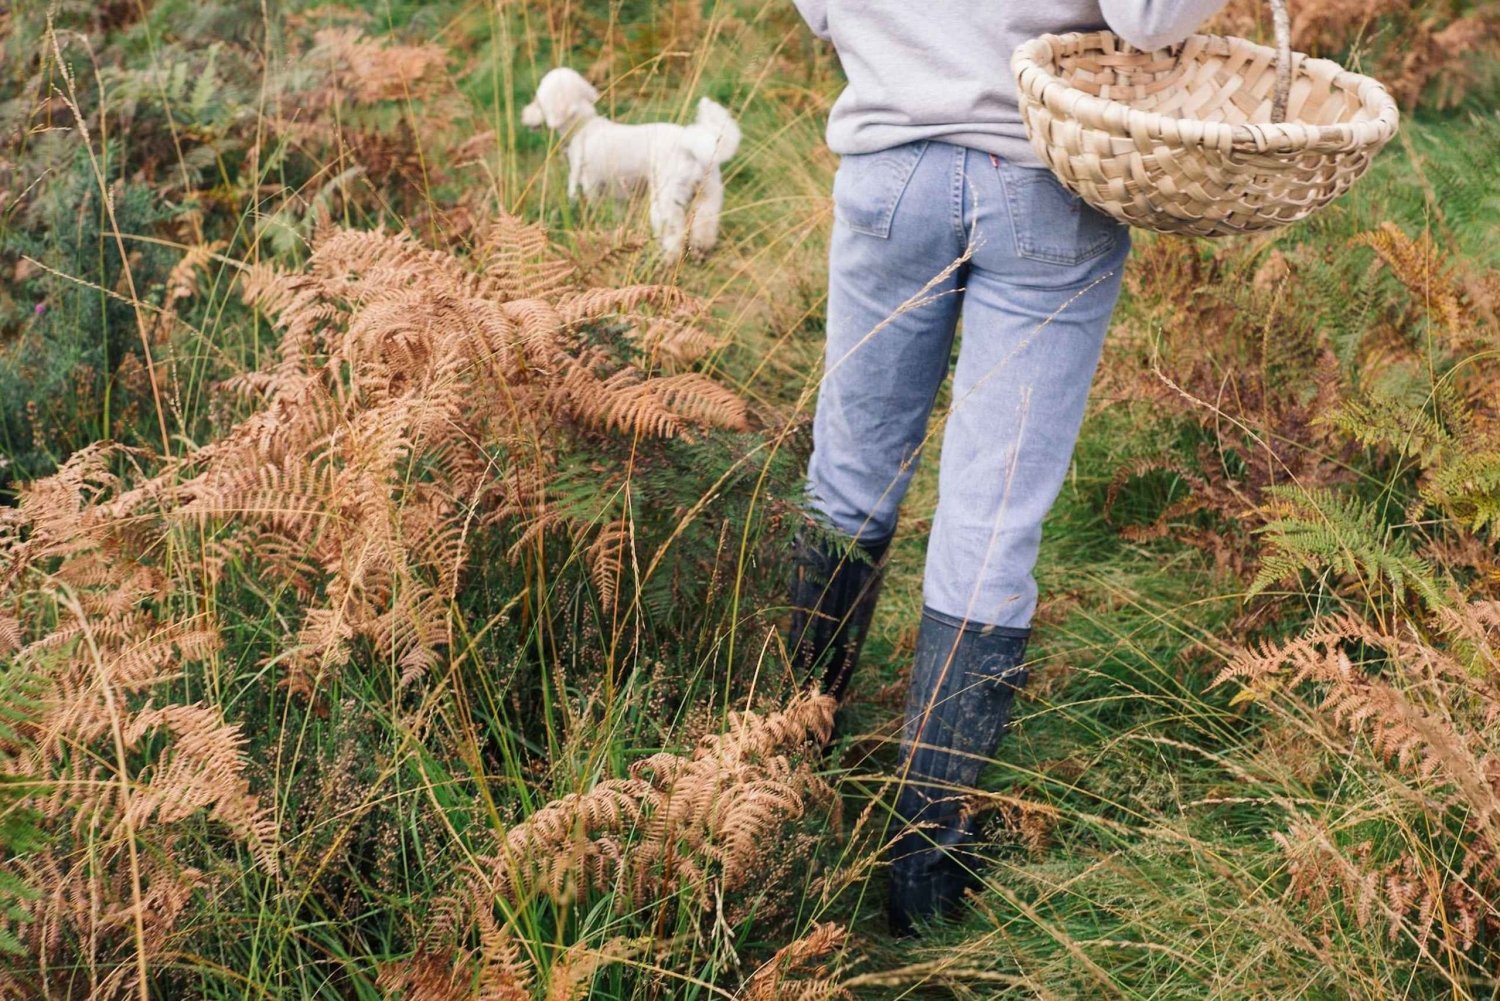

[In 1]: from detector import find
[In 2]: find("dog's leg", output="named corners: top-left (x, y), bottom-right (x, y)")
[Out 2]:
top-left (650, 184), bottom-right (688, 260)
top-left (567, 144), bottom-right (582, 202)
top-left (687, 168), bottom-right (723, 257)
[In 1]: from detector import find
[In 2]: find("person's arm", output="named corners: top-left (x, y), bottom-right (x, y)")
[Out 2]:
top-left (1099, 0), bottom-right (1232, 51)
top-left (792, 0), bottom-right (831, 41)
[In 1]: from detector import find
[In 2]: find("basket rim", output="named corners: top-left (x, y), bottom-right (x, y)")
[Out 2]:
top-left (1011, 30), bottom-right (1400, 156)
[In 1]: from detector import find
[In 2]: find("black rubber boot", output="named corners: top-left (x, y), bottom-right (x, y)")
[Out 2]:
top-left (887, 607), bottom-right (1029, 937)
top-left (786, 527), bottom-right (890, 704)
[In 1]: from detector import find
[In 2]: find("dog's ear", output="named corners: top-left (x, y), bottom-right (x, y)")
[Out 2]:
top-left (550, 73), bottom-right (598, 129)
top-left (530, 68), bottom-right (599, 132)
top-left (540, 93), bottom-right (571, 131)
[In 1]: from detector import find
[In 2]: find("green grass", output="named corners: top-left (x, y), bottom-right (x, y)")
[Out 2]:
top-left (2, 1), bottom-right (1499, 998)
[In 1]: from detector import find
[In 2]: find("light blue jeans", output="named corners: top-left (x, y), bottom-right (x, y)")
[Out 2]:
top-left (807, 141), bottom-right (1130, 631)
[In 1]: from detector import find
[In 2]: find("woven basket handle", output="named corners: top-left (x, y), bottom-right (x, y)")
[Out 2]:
top-left (1269, 0), bottom-right (1291, 121)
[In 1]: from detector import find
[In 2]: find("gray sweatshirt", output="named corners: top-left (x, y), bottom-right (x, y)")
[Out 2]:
top-left (793, 0), bottom-right (1230, 166)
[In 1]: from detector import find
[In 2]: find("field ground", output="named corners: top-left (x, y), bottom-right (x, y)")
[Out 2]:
top-left (2, 1), bottom-right (1500, 998)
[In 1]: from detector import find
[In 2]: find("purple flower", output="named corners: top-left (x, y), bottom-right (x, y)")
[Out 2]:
top-left (33, 302), bottom-right (46, 316)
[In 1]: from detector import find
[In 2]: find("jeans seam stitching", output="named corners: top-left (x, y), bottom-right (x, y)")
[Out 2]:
top-left (880, 141), bottom-right (929, 239)
top-left (951, 146), bottom-right (967, 245)
top-left (1019, 232), bottom-right (1117, 266)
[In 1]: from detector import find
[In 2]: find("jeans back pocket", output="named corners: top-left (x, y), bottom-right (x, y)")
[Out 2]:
top-left (832, 141), bottom-right (928, 239)
top-left (998, 161), bottom-right (1124, 266)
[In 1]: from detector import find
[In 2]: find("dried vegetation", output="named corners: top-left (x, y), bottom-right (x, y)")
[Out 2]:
top-left (2, 0), bottom-right (1499, 997)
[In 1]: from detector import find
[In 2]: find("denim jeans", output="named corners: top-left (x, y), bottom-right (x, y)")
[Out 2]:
top-left (807, 141), bottom-right (1129, 630)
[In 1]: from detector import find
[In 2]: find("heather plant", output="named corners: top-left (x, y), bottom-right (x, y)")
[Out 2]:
top-left (0, 159), bottom-right (175, 489)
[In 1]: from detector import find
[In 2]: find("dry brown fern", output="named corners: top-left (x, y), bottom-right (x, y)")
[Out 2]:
top-left (1217, 610), bottom-right (1500, 811)
top-left (248, 12), bottom-right (479, 232)
top-left (378, 951), bottom-right (477, 1001)
top-left (541, 937), bottom-right (645, 1001)
top-left (1212, 0), bottom-right (1406, 55)
top-left (0, 446), bottom-right (274, 996)
top-left (378, 940), bottom-right (532, 1001)
top-left (153, 220), bottom-right (748, 695)
top-left (738, 922), bottom-right (852, 1001)
top-left (476, 690), bottom-right (835, 909)
top-left (404, 693), bottom-right (838, 997)
top-left (308, 26), bottom-right (448, 105)
top-left (1274, 817), bottom-right (1500, 953)
top-left (477, 213), bottom-right (579, 302)
top-left (587, 517), bottom-right (632, 613)
top-left (1355, 223), bottom-right (1478, 351)
top-left (631, 307), bottom-right (727, 371)
top-left (166, 240), bottom-right (227, 303)
top-left (1217, 600), bottom-right (1500, 955)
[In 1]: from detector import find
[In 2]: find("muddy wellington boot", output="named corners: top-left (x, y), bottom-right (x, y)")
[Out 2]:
top-left (887, 608), bottom-right (1029, 937)
top-left (786, 528), bottom-right (890, 704)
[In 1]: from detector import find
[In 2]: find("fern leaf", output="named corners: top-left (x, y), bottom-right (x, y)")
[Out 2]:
top-left (1251, 487), bottom-right (1446, 608)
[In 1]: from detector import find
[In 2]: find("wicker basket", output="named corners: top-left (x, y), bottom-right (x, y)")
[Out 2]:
top-left (1011, 1), bottom-right (1400, 237)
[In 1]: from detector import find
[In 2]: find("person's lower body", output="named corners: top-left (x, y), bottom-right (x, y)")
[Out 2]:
top-left (788, 141), bottom-right (1129, 933)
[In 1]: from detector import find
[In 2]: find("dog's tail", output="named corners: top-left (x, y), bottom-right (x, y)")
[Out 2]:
top-left (684, 97), bottom-right (741, 166)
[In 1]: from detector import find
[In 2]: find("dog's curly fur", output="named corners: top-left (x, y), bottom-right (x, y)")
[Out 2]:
top-left (522, 68), bottom-right (741, 258)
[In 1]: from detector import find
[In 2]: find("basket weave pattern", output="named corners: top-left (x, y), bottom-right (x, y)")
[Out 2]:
top-left (1012, 31), bottom-right (1400, 237)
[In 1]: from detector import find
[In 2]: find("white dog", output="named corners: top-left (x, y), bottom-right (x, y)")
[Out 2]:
top-left (521, 68), bottom-right (741, 258)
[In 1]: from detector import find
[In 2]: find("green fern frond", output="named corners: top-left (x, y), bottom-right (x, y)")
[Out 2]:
top-left (1252, 486), bottom-right (1447, 608)
top-left (1324, 390), bottom-right (1453, 467)
top-left (0, 665), bottom-right (44, 959)
top-left (1328, 381), bottom-right (1500, 533)
top-left (1425, 447), bottom-right (1500, 533)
